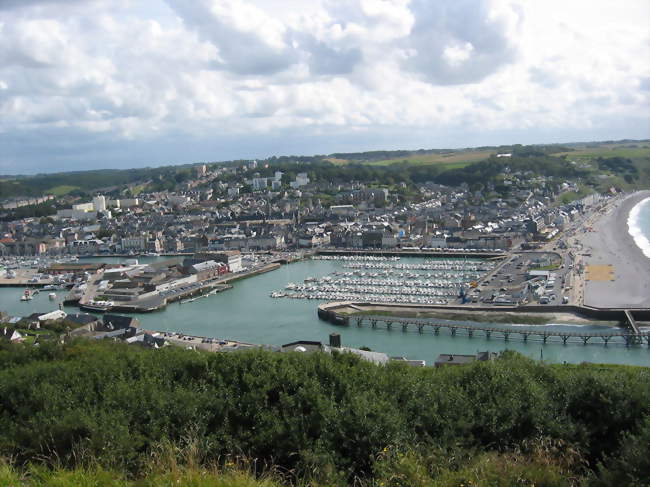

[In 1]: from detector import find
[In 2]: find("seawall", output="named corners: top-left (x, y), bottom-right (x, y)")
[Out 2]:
top-left (317, 301), bottom-right (650, 325)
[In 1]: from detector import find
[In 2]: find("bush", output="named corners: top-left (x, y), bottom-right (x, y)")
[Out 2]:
top-left (0, 340), bottom-right (648, 485)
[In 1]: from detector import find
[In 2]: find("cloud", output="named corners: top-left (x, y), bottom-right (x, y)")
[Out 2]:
top-left (165, 0), bottom-right (298, 75)
top-left (400, 0), bottom-right (522, 84)
top-left (0, 0), bottom-right (648, 174)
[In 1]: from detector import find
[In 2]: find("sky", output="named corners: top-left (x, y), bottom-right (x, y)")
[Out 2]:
top-left (0, 0), bottom-right (649, 175)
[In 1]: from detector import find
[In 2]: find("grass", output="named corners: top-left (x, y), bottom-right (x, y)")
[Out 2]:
top-left (556, 143), bottom-right (650, 160)
top-left (324, 149), bottom-right (493, 168)
top-left (129, 184), bottom-right (147, 196)
top-left (46, 185), bottom-right (80, 196)
top-left (0, 462), bottom-right (286, 487)
top-left (364, 150), bottom-right (492, 167)
top-left (0, 447), bottom-right (588, 487)
top-left (14, 328), bottom-right (56, 345)
top-left (558, 185), bottom-right (595, 205)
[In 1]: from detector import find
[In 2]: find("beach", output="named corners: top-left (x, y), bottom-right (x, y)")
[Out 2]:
top-left (580, 191), bottom-right (650, 309)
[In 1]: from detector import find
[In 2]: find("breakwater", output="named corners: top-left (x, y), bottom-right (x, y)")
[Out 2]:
top-left (316, 249), bottom-right (506, 259)
top-left (318, 302), bottom-right (650, 346)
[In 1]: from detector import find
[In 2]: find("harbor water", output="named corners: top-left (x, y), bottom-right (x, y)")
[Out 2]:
top-left (1, 256), bottom-right (649, 366)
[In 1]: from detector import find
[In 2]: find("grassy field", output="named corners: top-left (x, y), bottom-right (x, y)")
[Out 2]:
top-left (325, 149), bottom-right (493, 168)
top-left (556, 143), bottom-right (650, 160)
top-left (46, 184), bottom-right (79, 196)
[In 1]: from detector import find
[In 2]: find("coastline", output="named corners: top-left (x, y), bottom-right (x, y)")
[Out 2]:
top-left (628, 196), bottom-right (650, 259)
top-left (582, 191), bottom-right (650, 309)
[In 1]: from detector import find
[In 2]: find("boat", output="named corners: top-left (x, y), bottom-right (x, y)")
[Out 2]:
top-left (49, 292), bottom-right (57, 300)
top-left (80, 300), bottom-right (114, 312)
top-left (20, 289), bottom-right (33, 301)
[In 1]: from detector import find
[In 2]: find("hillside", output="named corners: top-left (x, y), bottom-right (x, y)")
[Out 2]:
top-left (2, 139), bottom-right (649, 202)
top-left (0, 340), bottom-right (648, 486)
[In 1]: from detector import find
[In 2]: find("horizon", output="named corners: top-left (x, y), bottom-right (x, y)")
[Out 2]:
top-left (1, 0), bottom-right (649, 174)
top-left (2, 136), bottom-right (648, 178)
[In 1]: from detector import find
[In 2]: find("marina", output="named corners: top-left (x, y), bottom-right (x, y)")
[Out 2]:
top-left (271, 255), bottom-right (493, 304)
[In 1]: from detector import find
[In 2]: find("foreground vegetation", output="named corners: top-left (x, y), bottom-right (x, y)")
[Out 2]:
top-left (0, 340), bottom-right (648, 486)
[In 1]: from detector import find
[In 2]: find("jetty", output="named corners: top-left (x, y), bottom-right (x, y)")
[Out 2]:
top-left (344, 314), bottom-right (650, 347)
top-left (318, 302), bottom-right (650, 347)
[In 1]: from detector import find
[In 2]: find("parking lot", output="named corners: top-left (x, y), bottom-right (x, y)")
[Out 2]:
top-left (470, 251), bottom-right (572, 305)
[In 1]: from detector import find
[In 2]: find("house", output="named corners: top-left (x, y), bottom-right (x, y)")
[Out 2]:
top-left (281, 336), bottom-right (391, 365)
top-left (434, 351), bottom-right (497, 367)
top-left (65, 313), bottom-right (102, 328)
top-left (37, 310), bottom-right (67, 323)
top-left (1, 327), bottom-right (24, 343)
top-left (103, 314), bottom-right (140, 330)
top-left (390, 357), bottom-right (426, 367)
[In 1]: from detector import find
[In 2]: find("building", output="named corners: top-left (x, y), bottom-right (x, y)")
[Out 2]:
top-left (252, 178), bottom-right (268, 191)
top-left (93, 195), bottom-right (106, 212)
top-left (434, 351), bottom-right (497, 367)
top-left (193, 251), bottom-right (243, 273)
top-left (290, 173), bottom-right (310, 189)
top-left (188, 260), bottom-right (228, 280)
top-left (1, 327), bottom-right (24, 343)
top-left (330, 205), bottom-right (356, 217)
top-left (121, 236), bottom-right (147, 252)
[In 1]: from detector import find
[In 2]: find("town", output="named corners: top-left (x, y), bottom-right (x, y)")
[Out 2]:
top-left (1, 144), bottom-right (649, 359)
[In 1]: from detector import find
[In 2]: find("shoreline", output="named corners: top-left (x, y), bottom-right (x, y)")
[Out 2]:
top-left (627, 196), bottom-right (650, 259)
top-left (581, 191), bottom-right (650, 309)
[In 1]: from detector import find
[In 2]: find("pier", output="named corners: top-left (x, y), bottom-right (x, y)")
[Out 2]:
top-left (346, 315), bottom-right (650, 347)
top-left (623, 310), bottom-right (642, 345)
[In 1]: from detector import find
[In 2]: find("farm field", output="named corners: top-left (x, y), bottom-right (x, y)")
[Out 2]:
top-left (326, 149), bottom-right (494, 168)
top-left (556, 143), bottom-right (650, 159)
top-left (45, 185), bottom-right (80, 196)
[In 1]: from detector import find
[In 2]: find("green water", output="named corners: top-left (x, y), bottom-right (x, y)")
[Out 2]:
top-left (2, 257), bottom-right (649, 366)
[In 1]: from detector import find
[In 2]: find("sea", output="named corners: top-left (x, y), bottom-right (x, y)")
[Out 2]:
top-left (628, 196), bottom-right (650, 259)
top-left (2, 256), bottom-right (649, 366)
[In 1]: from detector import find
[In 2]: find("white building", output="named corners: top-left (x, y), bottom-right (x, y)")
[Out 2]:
top-left (252, 178), bottom-right (268, 191)
top-left (93, 195), bottom-right (106, 212)
top-left (290, 173), bottom-right (309, 189)
top-left (73, 202), bottom-right (94, 212)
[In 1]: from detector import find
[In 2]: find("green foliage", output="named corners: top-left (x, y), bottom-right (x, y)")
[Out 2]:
top-left (47, 185), bottom-right (81, 196)
top-left (0, 200), bottom-right (58, 221)
top-left (0, 341), bottom-right (648, 485)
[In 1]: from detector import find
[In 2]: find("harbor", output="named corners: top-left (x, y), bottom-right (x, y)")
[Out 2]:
top-left (2, 256), bottom-right (649, 366)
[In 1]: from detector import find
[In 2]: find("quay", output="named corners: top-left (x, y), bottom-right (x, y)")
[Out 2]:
top-left (316, 249), bottom-right (506, 259)
top-left (74, 262), bottom-right (282, 313)
top-left (318, 302), bottom-right (650, 347)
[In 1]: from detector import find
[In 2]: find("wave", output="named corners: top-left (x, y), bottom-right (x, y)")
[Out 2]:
top-left (627, 197), bottom-right (650, 259)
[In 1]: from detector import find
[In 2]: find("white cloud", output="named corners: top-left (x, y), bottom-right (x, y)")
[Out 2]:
top-left (0, 0), bottom-right (648, 173)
